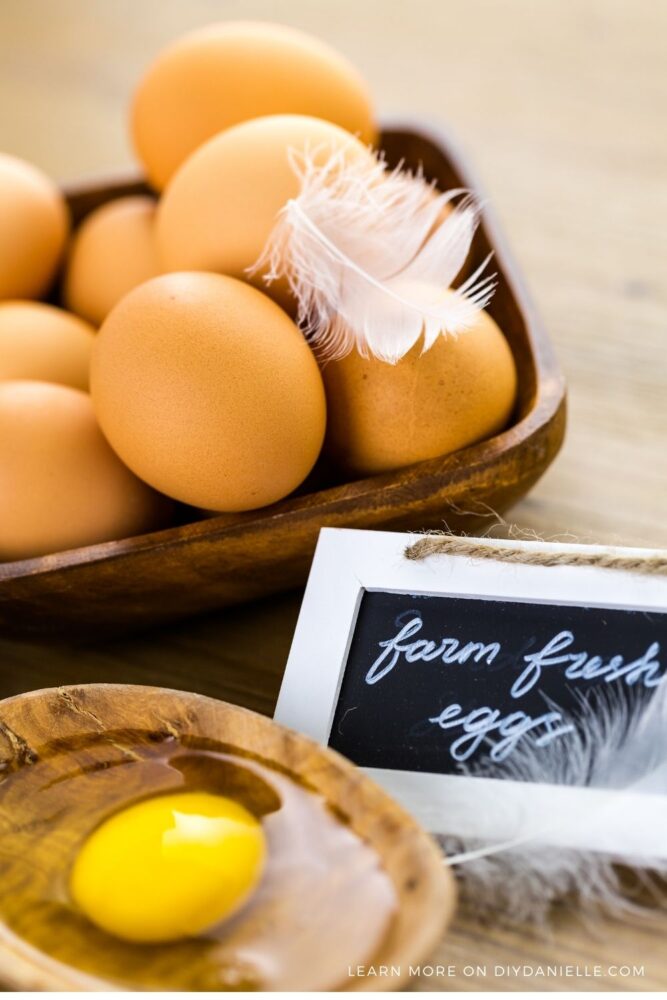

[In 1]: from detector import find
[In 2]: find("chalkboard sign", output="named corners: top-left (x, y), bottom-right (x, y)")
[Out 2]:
top-left (275, 528), bottom-right (667, 850)
top-left (328, 591), bottom-right (664, 773)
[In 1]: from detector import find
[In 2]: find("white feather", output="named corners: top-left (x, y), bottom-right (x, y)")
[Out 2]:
top-left (441, 682), bottom-right (667, 926)
top-left (251, 145), bottom-right (497, 363)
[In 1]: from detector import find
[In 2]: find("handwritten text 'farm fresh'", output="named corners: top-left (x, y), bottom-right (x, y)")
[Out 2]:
top-left (365, 617), bottom-right (663, 762)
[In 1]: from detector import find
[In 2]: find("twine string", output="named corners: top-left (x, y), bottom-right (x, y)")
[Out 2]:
top-left (405, 534), bottom-right (667, 576)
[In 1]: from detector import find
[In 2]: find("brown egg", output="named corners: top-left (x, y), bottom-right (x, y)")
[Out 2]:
top-left (0, 153), bottom-right (69, 300)
top-left (0, 381), bottom-right (171, 561)
top-left (0, 301), bottom-right (94, 390)
top-left (322, 306), bottom-right (517, 476)
top-left (157, 115), bottom-right (369, 302)
top-left (64, 196), bottom-right (160, 326)
top-left (132, 21), bottom-right (376, 190)
top-left (91, 272), bottom-right (326, 511)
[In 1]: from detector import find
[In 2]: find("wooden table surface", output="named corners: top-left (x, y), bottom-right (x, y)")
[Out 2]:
top-left (1, 0), bottom-right (665, 991)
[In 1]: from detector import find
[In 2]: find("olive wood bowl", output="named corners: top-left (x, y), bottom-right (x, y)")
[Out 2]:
top-left (0, 121), bottom-right (566, 638)
top-left (0, 683), bottom-right (455, 991)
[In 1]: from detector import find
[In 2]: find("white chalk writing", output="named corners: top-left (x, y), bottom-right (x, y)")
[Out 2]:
top-left (364, 615), bottom-right (663, 761)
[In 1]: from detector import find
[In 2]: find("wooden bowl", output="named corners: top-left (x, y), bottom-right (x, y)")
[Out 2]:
top-left (0, 683), bottom-right (455, 991)
top-left (0, 121), bottom-right (566, 638)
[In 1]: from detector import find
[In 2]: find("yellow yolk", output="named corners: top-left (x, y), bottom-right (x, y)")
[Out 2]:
top-left (70, 791), bottom-right (266, 943)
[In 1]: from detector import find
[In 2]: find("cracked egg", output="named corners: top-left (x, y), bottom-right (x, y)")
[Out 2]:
top-left (0, 684), bottom-right (454, 992)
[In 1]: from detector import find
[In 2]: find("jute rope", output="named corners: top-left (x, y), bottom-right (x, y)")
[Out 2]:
top-left (405, 533), bottom-right (667, 575)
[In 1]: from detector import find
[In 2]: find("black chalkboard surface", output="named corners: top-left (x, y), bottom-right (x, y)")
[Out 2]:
top-left (328, 591), bottom-right (666, 775)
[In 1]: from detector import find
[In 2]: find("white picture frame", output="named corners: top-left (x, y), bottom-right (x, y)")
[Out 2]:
top-left (274, 527), bottom-right (667, 858)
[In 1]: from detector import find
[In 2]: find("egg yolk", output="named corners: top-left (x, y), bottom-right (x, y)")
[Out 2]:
top-left (69, 791), bottom-right (266, 943)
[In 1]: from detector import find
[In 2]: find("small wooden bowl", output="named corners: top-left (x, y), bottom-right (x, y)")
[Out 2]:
top-left (0, 683), bottom-right (455, 991)
top-left (0, 121), bottom-right (566, 638)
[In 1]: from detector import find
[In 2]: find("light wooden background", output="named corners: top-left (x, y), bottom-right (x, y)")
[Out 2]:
top-left (1, 0), bottom-right (666, 991)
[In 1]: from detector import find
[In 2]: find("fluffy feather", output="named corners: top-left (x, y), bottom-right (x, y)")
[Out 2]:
top-left (442, 682), bottom-right (667, 926)
top-left (251, 146), bottom-right (496, 363)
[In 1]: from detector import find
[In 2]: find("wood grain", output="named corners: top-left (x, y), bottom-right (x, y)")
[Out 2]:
top-left (0, 0), bottom-right (666, 991)
top-left (0, 684), bottom-right (455, 991)
top-left (0, 125), bottom-right (565, 638)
